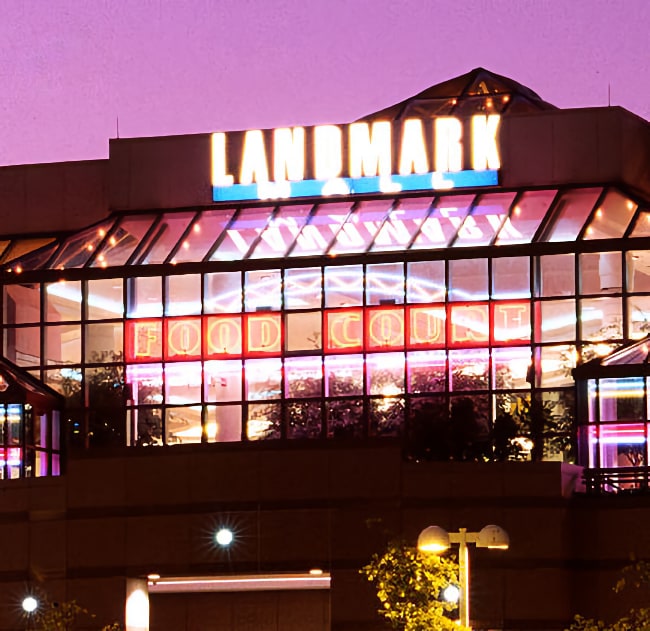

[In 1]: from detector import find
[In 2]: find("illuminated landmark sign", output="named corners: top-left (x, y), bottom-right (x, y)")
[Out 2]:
top-left (211, 115), bottom-right (501, 201)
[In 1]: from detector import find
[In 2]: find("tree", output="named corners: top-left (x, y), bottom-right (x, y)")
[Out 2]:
top-left (27, 599), bottom-right (122, 631)
top-left (361, 540), bottom-right (468, 631)
top-left (567, 560), bottom-right (650, 631)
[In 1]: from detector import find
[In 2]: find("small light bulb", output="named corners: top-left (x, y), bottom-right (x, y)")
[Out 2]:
top-left (215, 528), bottom-right (234, 546)
top-left (442, 585), bottom-right (460, 603)
top-left (22, 596), bottom-right (38, 613)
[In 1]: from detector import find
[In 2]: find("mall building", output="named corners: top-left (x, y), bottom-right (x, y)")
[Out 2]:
top-left (0, 68), bottom-right (649, 630)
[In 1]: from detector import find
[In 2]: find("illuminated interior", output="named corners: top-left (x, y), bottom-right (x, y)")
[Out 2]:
top-left (0, 183), bottom-right (646, 466)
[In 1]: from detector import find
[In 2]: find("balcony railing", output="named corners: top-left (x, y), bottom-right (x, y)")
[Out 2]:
top-left (583, 466), bottom-right (650, 495)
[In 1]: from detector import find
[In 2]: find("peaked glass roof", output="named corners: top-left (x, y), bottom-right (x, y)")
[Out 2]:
top-left (359, 67), bottom-right (557, 121)
top-left (1, 186), bottom-right (644, 275)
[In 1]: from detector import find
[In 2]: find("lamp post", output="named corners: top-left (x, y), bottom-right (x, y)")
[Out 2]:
top-left (417, 524), bottom-right (509, 630)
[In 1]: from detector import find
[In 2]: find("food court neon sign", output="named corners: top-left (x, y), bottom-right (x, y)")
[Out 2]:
top-left (125, 301), bottom-right (528, 362)
top-left (211, 115), bottom-right (500, 201)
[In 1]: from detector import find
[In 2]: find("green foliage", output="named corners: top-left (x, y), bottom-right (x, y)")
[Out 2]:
top-left (361, 540), bottom-right (469, 631)
top-left (30, 599), bottom-right (122, 631)
top-left (567, 561), bottom-right (650, 631)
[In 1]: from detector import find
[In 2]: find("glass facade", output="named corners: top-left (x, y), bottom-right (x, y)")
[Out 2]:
top-left (1, 185), bottom-right (647, 467)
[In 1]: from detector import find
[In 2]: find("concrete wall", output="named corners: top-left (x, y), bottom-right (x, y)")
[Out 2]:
top-left (0, 160), bottom-right (108, 235)
top-left (1, 442), bottom-right (638, 631)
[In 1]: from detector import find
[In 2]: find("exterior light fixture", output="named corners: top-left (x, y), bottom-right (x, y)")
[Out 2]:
top-left (0, 372), bottom-right (10, 393)
top-left (418, 525), bottom-right (509, 630)
top-left (215, 527), bottom-right (234, 546)
top-left (22, 596), bottom-right (38, 613)
top-left (442, 584), bottom-right (460, 603)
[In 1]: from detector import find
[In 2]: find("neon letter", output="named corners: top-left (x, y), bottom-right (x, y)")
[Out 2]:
top-left (246, 314), bottom-right (281, 353)
top-left (409, 307), bottom-right (445, 346)
top-left (167, 318), bottom-right (201, 358)
top-left (273, 127), bottom-right (305, 181)
top-left (240, 130), bottom-right (269, 185)
top-left (314, 125), bottom-right (343, 180)
top-left (349, 121), bottom-right (392, 178)
top-left (211, 133), bottom-right (234, 187)
top-left (398, 119), bottom-right (428, 175)
top-left (205, 316), bottom-right (242, 356)
top-left (471, 114), bottom-right (500, 170)
top-left (434, 117), bottom-right (463, 172)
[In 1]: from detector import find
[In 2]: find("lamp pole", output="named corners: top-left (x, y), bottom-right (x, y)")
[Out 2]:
top-left (418, 524), bottom-right (509, 630)
top-left (454, 528), bottom-right (471, 628)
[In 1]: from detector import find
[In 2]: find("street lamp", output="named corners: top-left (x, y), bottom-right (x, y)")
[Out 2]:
top-left (417, 524), bottom-right (509, 630)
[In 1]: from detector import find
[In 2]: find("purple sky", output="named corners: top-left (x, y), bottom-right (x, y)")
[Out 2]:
top-left (0, 0), bottom-right (648, 166)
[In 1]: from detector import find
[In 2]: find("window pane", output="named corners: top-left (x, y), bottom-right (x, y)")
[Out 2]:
top-left (412, 195), bottom-right (474, 249)
top-left (45, 324), bottom-right (81, 364)
top-left (85, 323), bottom-right (123, 362)
top-left (627, 296), bottom-right (650, 339)
top-left (326, 399), bottom-right (363, 438)
top-left (211, 207), bottom-right (274, 261)
top-left (450, 348), bottom-right (488, 391)
top-left (539, 345), bottom-right (575, 387)
top-left (629, 211), bottom-right (650, 238)
top-left (329, 200), bottom-right (392, 255)
top-left (599, 377), bottom-right (644, 422)
top-left (285, 311), bottom-right (322, 352)
top-left (626, 251), bottom-right (650, 293)
top-left (289, 202), bottom-right (351, 257)
top-left (138, 212), bottom-right (195, 264)
top-left (4, 284), bottom-right (40, 324)
top-left (166, 274), bottom-right (201, 316)
top-left (4, 326), bottom-right (40, 367)
top-left (205, 404), bottom-right (242, 442)
top-left (538, 299), bottom-right (576, 342)
top-left (407, 261), bottom-right (445, 303)
top-left (372, 197), bottom-right (433, 252)
top-left (91, 215), bottom-right (154, 267)
top-left (204, 360), bottom-right (243, 402)
top-left (285, 356), bottom-right (322, 398)
top-left (166, 405), bottom-right (202, 444)
top-left (369, 397), bottom-right (404, 437)
top-left (493, 347), bottom-right (531, 389)
top-left (580, 252), bottom-right (622, 295)
top-left (583, 190), bottom-right (637, 240)
top-left (324, 354), bottom-right (363, 396)
top-left (50, 220), bottom-right (113, 269)
top-left (367, 352), bottom-right (404, 395)
top-left (580, 297), bottom-right (623, 341)
top-left (245, 358), bottom-right (281, 400)
top-left (492, 257), bottom-right (530, 299)
top-left (205, 272), bottom-right (242, 314)
top-left (538, 254), bottom-right (575, 297)
top-left (250, 204), bottom-right (313, 259)
top-left (284, 267), bottom-right (322, 310)
top-left (366, 263), bottom-right (404, 305)
top-left (127, 277), bottom-right (162, 318)
top-left (453, 192), bottom-right (515, 247)
top-left (45, 281), bottom-right (81, 322)
top-left (449, 258), bottom-right (488, 301)
top-left (325, 265), bottom-right (363, 307)
top-left (87, 279), bottom-right (124, 319)
top-left (165, 362), bottom-right (202, 405)
top-left (245, 270), bottom-right (281, 312)
top-left (495, 190), bottom-right (556, 245)
top-left (173, 209), bottom-right (235, 263)
top-left (287, 401), bottom-right (322, 438)
top-left (542, 188), bottom-right (601, 242)
top-left (407, 350), bottom-right (446, 393)
top-left (247, 402), bottom-right (281, 440)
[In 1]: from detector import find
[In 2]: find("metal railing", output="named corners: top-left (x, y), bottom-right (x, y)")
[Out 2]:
top-left (583, 466), bottom-right (650, 495)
